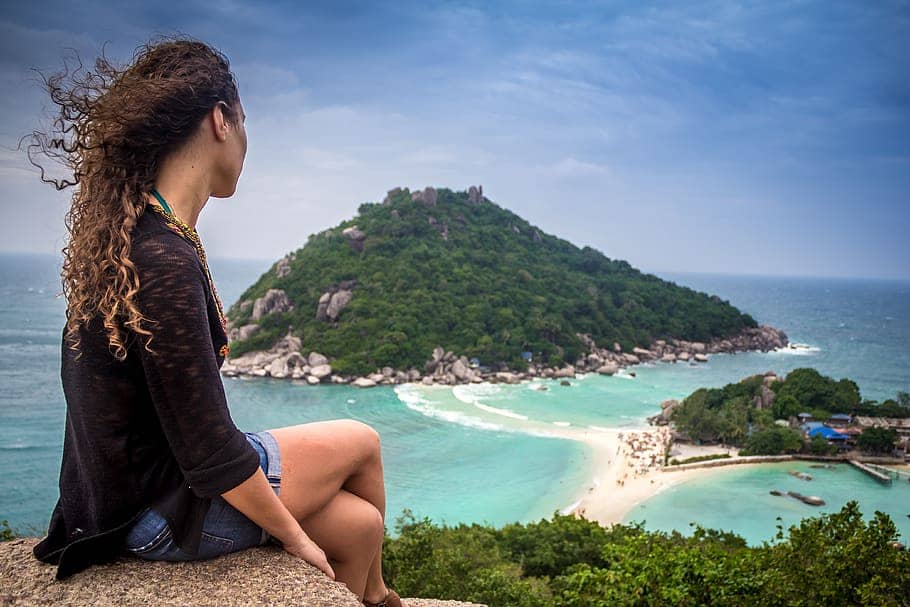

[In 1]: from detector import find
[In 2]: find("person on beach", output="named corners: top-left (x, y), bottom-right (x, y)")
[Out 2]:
top-left (29, 37), bottom-right (407, 607)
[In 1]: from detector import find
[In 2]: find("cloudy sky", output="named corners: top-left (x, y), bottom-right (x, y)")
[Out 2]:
top-left (1, 1), bottom-right (908, 279)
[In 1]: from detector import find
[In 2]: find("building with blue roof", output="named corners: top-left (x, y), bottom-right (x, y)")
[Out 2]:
top-left (808, 426), bottom-right (848, 441)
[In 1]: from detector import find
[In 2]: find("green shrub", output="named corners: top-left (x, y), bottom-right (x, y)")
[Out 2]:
top-left (379, 503), bottom-right (908, 607)
top-left (740, 427), bottom-right (803, 455)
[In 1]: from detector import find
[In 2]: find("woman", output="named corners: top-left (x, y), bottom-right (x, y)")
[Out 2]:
top-left (30, 37), bottom-right (407, 607)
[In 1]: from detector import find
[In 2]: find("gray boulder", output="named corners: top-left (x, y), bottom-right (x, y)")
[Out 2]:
top-left (382, 187), bottom-right (403, 205)
top-left (274, 252), bottom-right (296, 278)
top-left (268, 357), bottom-right (289, 379)
top-left (553, 366), bottom-right (576, 378)
top-left (251, 289), bottom-right (293, 321)
top-left (411, 186), bottom-right (438, 207)
top-left (451, 358), bottom-right (470, 381)
top-left (307, 352), bottom-right (329, 367)
top-left (467, 184), bottom-right (484, 204)
top-left (228, 323), bottom-right (260, 342)
top-left (309, 364), bottom-right (332, 380)
top-left (341, 226), bottom-right (366, 252)
top-left (326, 290), bottom-right (353, 321)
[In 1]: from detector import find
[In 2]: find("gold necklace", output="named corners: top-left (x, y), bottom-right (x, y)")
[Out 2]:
top-left (147, 200), bottom-right (230, 358)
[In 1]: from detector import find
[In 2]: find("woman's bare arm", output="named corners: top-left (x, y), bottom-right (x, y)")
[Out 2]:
top-left (221, 468), bottom-right (335, 579)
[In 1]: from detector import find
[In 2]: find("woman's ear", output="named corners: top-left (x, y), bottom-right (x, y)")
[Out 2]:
top-left (211, 102), bottom-right (231, 142)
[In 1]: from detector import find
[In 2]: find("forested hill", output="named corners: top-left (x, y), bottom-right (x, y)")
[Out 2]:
top-left (226, 186), bottom-right (758, 376)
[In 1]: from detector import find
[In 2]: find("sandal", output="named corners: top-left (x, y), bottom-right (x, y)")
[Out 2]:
top-left (363, 588), bottom-right (403, 607)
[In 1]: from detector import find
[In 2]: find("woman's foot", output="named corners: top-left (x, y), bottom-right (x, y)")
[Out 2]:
top-left (362, 585), bottom-right (408, 607)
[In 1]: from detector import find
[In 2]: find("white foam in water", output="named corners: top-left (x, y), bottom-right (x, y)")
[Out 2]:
top-left (552, 421), bottom-right (571, 427)
top-left (559, 498), bottom-right (582, 515)
top-left (347, 399), bottom-right (356, 404)
top-left (774, 343), bottom-right (821, 356)
top-left (453, 383), bottom-right (503, 402)
top-left (587, 425), bottom-right (614, 433)
top-left (473, 401), bottom-right (529, 420)
top-left (395, 385), bottom-right (507, 432)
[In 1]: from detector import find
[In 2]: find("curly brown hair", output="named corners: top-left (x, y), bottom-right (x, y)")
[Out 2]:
top-left (27, 37), bottom-right (241, 360)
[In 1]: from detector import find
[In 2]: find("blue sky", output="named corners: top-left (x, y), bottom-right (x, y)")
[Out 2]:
top-left (1, 1), bottom-right (908, 279)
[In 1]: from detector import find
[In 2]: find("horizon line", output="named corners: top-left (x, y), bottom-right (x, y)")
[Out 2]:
top-left (2, 249), bottom-right (907, 284)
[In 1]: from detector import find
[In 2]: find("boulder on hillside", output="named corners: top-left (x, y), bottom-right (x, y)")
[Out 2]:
top-left (382, 187), bottom-right (404, 205)
top-left (274, 252), bottom-right (296, 278)
top-left (251, 289), bottom-right (293, 321)
top-left (341, 226), bottom-right (366, 252)
top-left (467, 184), bottom-right (484, 204)
top-left (412, 187), bottom-right (438, 207)
top-left (326, 290), bottom-right (353, 321)
top-left (0, 539), bottom-right (485, 607)
top-left (228, 323), bottom-right (260, 342)
top-left (316, 284), bottom-right (356, 322)
top-left (307, 352), bottom-right (329, 367)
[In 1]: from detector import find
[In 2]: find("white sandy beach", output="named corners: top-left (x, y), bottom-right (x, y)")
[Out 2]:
top-left (544, 426), bottom-right (736, 526)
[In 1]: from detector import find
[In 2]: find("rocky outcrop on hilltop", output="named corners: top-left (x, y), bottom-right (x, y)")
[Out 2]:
top-left (0, 538), bottom-right (485, 607)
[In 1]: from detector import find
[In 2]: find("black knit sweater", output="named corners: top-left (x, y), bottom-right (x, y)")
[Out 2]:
top-left (33, 208), bottom-right (260, 579)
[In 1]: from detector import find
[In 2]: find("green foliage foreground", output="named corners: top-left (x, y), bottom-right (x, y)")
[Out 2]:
top-left (382, 503), bottom-right (909, 607)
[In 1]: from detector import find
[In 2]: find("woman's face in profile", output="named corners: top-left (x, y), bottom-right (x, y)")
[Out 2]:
top-left (213, 97), bottom-right (248, 198)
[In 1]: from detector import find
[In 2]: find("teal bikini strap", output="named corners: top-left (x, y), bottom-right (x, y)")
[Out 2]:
top-left (150, 189), bottom-right (173, 215)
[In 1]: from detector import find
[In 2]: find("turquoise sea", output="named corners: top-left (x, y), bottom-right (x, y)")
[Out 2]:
top-left (1, 252), bottom-right (908, 544)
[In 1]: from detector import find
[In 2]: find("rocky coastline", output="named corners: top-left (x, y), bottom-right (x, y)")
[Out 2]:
top-left (220, 324), bottom-right (788, 388)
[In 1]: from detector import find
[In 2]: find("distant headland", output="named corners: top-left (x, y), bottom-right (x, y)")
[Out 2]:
top-left (221, 185), bottom-right (788, 386)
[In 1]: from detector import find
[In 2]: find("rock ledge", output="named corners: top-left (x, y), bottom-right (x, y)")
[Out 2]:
top-left (0, 538), bottom-right (485, 607)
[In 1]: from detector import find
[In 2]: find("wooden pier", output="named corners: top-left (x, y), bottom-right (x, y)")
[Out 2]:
top-left (849, 460), bottom-right (892, 485)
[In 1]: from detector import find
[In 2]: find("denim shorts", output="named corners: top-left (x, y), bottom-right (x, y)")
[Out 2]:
top-left (123, 431), bottom-right (282, 560)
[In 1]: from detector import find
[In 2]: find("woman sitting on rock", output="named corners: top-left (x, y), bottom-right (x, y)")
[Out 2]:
top-left (30, 37), bottom-right (406, 607)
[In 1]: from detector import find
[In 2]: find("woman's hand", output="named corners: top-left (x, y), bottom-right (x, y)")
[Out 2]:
top-left (281, 529), bottom-right (336, 580)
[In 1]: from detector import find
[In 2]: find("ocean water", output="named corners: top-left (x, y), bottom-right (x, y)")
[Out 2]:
top-left (624, 461), bottom-right (910, 545)
top-left (1, 253), bottom-right (908, 544)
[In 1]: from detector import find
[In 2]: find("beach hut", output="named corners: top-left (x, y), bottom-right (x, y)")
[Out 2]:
top-left (809, 426), bottom-right (849, 444)
top-left (800, 421), bottom-right (825, 436)
top-left (827, 413), bottom-right (853, 428)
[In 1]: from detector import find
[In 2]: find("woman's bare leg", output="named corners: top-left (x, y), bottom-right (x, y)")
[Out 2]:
top-left (297, 488), bottom-right (384, 598)
top-left (267, 419), bottom-right (402, 604)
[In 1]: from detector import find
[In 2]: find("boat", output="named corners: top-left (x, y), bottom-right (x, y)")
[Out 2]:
top-left (788, 470), bottom-right (813, 481)
top-left (787, 491), bottom-right (825, 506)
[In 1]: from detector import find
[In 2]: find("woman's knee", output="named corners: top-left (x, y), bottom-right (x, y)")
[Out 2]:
top-left (313, 492), bottom-right (384, 558)
top-left (338, 419), bottom-right (381, 460)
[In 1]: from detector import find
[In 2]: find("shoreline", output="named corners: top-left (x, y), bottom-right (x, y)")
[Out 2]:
top-left (554, 434), bottom-right (908, 528)
top-left (546, 426), bottom-right (736, 526)
top-left (222, 325), bottom-right (790, 387)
